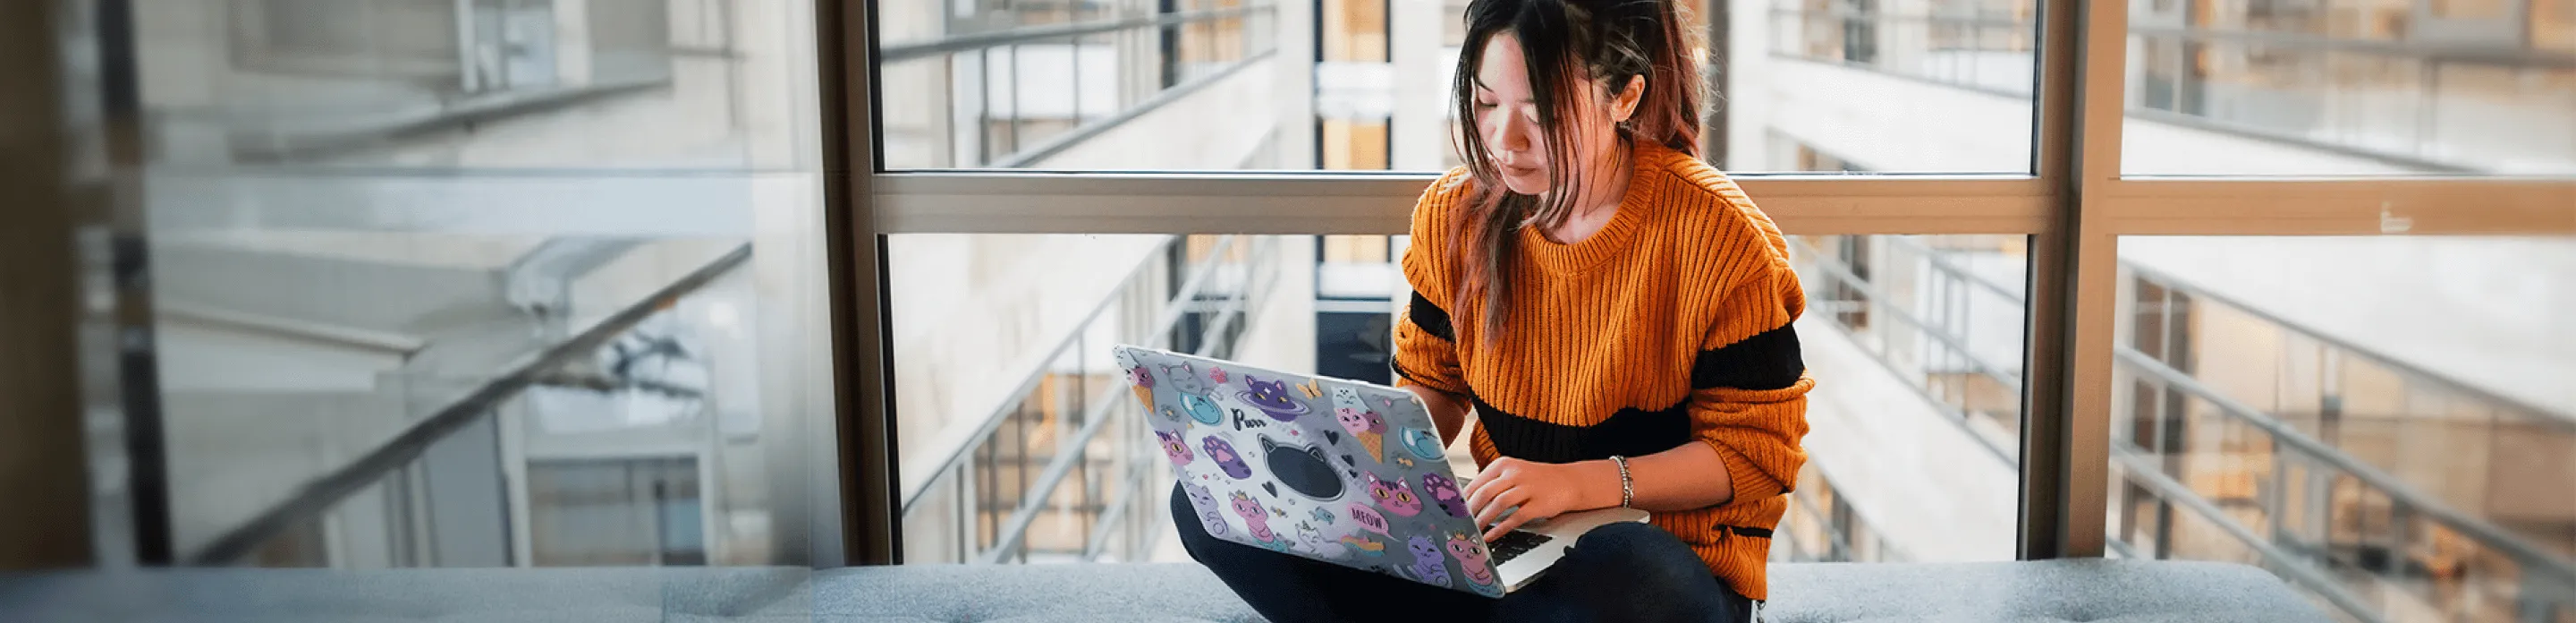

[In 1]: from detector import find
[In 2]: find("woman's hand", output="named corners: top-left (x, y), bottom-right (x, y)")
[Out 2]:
top-left (1461, 457), bottom-right (1621, 542)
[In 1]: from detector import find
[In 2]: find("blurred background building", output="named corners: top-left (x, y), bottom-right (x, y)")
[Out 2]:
top-left (97, 1), bottom-right (2569, 622)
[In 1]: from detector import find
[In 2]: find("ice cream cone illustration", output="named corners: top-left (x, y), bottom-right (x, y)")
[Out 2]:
top-left (1127, 367), bottom-right (1157, 410)
top-left (1336, 407), bottom-right (1390, 461)
top-left (1132, 384), bottom-right (1155, 410)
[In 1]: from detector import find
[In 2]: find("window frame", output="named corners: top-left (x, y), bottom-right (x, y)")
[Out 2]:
top-left (824, 0), bottom-right (2576, 566)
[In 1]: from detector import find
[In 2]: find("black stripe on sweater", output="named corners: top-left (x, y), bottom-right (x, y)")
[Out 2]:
top-left (1406, 292), bottom-right (1455, 342)
top-left (1471, 394), bottom-right (1694, 465)
top-left (1690, 323), bottom-right (1805, 391)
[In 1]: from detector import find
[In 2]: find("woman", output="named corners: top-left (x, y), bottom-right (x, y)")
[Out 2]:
top-left (1171, 0), bottom-right (1810, 620)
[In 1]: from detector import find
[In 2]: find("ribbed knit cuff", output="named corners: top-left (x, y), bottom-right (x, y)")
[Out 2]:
top-left (1706, 439), bottom-right (1786, 503)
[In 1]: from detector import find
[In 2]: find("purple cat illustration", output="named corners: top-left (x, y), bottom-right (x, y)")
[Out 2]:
top-left (1405, 535), bottom-right (1451, 585)
top-left (1238, 375), bottom-right (1312, 422)
top-left (1419, 473), bottom-right (1468, 518)
top-left (1447, 532), bottom-right (1496, 587)
top-left (1203, 434), bottom-right (1252, 479)
top-left (1184, 482), bottom-right (1227, 537)
top-left (1366, 473), bottom-right (1424, 516)
top-left (1156, 430), bottom-right (1195, 466)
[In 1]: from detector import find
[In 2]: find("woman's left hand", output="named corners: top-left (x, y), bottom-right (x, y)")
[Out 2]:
top-left (1462, 457), bottom-right (1618, 542)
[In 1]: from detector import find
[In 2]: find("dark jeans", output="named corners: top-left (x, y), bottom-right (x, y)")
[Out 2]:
top-left (1171, 484), bottom-right (1755, 623)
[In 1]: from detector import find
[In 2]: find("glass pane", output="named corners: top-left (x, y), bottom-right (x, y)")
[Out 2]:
top-left (2106, 235), bottom-right (2576, 622)
top-left (2122, 1), bottom-right (2576, 175)
top-left (871, 0), bottom-right (2043, 173)
top-left (892, 232), bottom-right (2027, 566)
top-left (135, 0), bottom-right (834, 568)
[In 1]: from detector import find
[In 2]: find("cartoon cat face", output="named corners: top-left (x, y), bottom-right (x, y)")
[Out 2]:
top-left (1229, 491), bottom-right (1274, 541)
top-left (1335, 407), bottom-right (1386, 436)
top-left (1419, 473), bottom-right (1468, 518)
top-left (1243, 376), bottom-right (1296, 409)
top-left (1159, 363), bottom-right (1211, 396)
top-left (1157, 430), bottom-right (1194, 465)
top-left (1408, 534), bottom-right (1442, 562)
top-left (1366, 474), bottom-right (1424, 516)
top-left (1184, 482), bottom-right (1219, 508)
top-left (1229, 491), bottom-right (1265, 521)
top-left (1445, 533), bottom-right (1487, 564)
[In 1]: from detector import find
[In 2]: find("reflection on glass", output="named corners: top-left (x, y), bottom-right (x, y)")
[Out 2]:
top-left (1778, 235), bottom-right (2028, 564)
top-left (871, 0), bottom-right (2046, 172)
top-left (2123, 0), bottom-right (2576, 175)
top-left (889, 229), bottom-right (2036, 566)
top-left (134, 0), bottom-right (833, 568)
top-left (2106, 236), bottom-right (2576, 622)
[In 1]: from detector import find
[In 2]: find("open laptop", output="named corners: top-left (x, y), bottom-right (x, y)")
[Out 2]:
top-left (1114, 344), bottom-right (1648, 597)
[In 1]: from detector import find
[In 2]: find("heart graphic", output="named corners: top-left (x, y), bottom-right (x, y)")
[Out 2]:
top-left (1325, 431), bottom-right (1343, 445)
top-left (1341, 454), bottom-right (1357, 465)
top-left (1262, 482), bottom-right (1279, 497)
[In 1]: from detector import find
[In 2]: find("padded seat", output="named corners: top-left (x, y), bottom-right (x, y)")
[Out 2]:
top-left (0, 559), bottom-right (2332, 622)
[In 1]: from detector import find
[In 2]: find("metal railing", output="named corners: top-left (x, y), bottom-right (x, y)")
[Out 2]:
top-left (1789, 235), bottom-right (2025, 465)
top-left (186, 242), bottom-right (753, 565)
top-left (875, 4), bottom-right (1280, 168)
top-left (898, 235), bottom-right (1284, 564)
top-left (2113, 270), bottom-right (2576, 623)
top-left (1789, 234), bottom-right (2572, 621)
top-left (1767, 5), bottom-right (2575, 173)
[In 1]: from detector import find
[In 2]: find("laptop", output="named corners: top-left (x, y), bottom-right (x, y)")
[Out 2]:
top-left (1114, 344), bottom-right (1648, 597)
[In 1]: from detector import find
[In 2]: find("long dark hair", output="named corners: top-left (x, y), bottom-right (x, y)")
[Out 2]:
top-left (1450, 0), bottom-right (1702, 339)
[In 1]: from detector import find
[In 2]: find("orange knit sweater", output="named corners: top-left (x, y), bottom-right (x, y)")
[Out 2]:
top-left (1392, 140), bottom-right (1814, 601)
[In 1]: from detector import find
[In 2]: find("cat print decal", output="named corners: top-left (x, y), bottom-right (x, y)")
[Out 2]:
top-left (1335, 407), bottom-right (1388, 461)
top-left (1405, 535), bottom-right (1452, 585)
top-left (1126, 366), bottom-right (1156, 411)
top-left (1399, 428), bottom-right (1447, 461)
top-left (1181, 394), bottom-right (1224, 425)
top-left (1159, 362), bottom-right (1212, 397)
top-left (1239, 375), bottom-right (1312, 422)
top-left (1230, 491), bottom-right (1291, 552)
top-left (1208, 365), bottom-right (1228, 384)
top-left (1419, 473), bottom-right (1469, 518)
top-left (1184, 482), bottom-right (1227, 537)
top-left (1309, 506), bottom-right (1336, 525)
top-left (1260, 435), bottom-right (1344, 500)
top-left (1202, 434), bottom-right (1252, 479)
top-left (1365, 473), bottom-right (1424, 516)
top-left (1447, 532), bottom-right (1498, 589)
top-left (1156, 431), bottom-right (1195, 467)
top-left (1294, 522), bottom-right (1349, 559)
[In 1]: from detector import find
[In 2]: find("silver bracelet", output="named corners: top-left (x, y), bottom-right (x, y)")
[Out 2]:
top-left (1609, 455), bottom-right (1633, 508)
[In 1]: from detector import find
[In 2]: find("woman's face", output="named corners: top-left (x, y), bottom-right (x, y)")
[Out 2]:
top-left (1471, 33), bottom-right (1640, 197)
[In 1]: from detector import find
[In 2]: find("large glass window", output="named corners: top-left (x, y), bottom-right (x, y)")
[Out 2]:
top-left (2121, 0), bottom-right (2576, 175)
top-left (2105, 235), bottom-right (2576, 621)
top-left (131, 0), bottom-right (835, 568)
top-left (873, 0), bottom-right (2046, 173)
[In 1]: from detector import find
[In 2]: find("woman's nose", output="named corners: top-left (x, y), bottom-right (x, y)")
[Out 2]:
top-left (1486, 109), bottom-right (1530, 158)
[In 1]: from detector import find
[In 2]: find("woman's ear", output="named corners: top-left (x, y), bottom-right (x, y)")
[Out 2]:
top-left (1608, 74), bottom-right (1646, 124)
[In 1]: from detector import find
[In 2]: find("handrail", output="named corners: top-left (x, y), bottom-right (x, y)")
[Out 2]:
top-left (1793, 239), bottom-right (2027, 394)
top-left (898, 235), bottom-right (1231, 510)
top-left (1792, 237), bottom-right (2021, 465)
top-left (1766, 6), bottom-right (2566, 174)
top-left (186, 243), bottom-right (753, 565)
top-left (2110, 448), bottom-right (2391, 623)
top-left (877, 6), bottom-right (1268, 63)
top-left (978, 242), bottom-right (1271, 562)
top-left (2125, 262), bottom-right (2575, 430)
top-left (2115, 346), bottom-right (2576, 589)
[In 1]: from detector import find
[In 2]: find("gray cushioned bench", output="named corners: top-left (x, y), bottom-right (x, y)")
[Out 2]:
top-left (0, 560), bottom-right (2332, 622)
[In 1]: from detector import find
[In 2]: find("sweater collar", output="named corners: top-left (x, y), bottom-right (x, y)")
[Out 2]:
top-left (1521, 140), bottom-right (1670, 275)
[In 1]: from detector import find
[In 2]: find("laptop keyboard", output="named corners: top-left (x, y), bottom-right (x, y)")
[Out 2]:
top-left (1487, 530), bottom-right (1554, 564)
